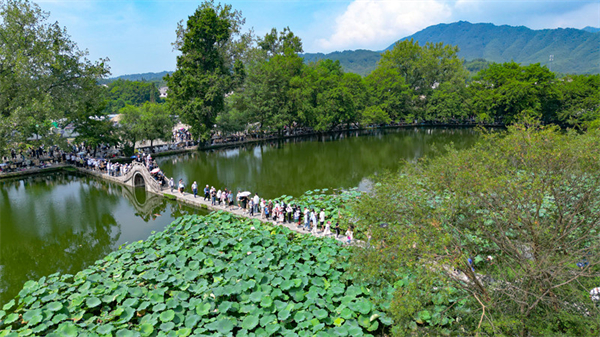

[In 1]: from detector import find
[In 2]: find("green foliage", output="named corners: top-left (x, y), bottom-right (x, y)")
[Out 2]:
top-left (350, 125), bottom-right (600, 335)
top-left (118, 102), bottom-right (174, 153)
top-left (468, 62), bottom-right (561, 123)
top-left (101, 79), bottom-right (163, 115)
top-left (0, 0), bottom-right (110, 155)
top-left (99, 71), bottom-right (171, 88)
top-left (0, 212), bottom-right (393, 336)
top-left (556, 74), bottom-right (600, 127)
top-left (302, 50), bottom-right (382, 77)
top-left (378, 39), bottom-right (468, 121)
top-left (166, 1), bottom-right (245, 141)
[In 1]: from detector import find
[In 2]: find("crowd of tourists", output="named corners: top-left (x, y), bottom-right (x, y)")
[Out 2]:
top-left (0, 143), bottom-right (122, 173)
top-left (169, 180), bottom-right (354, 243)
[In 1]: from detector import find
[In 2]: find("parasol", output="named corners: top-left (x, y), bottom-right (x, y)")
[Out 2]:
top-left (150, 168), bottom-right (160, 174)
top-left (239, 191), bottom-right (251, 197)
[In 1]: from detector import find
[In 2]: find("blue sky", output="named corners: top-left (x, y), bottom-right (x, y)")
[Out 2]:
top-left (36, 0), bottom-right (600, 77)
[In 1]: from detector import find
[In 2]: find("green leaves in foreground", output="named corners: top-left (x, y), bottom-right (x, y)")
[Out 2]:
top-left (0, 212), bottom-right (392, 335)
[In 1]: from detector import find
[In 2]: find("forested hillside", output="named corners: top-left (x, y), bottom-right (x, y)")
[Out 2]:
top-left (99, 71), bottom-right (172, 87)
top-left (301, 50), bottom-right (381, 76)
top-left (302, 21), bottom-right (599, 76)
top-left (394, 21), bottom-right (599, 74)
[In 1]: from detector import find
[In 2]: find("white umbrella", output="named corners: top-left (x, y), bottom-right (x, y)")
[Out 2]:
top-left (150, 168), bottom-right (160, 174)
top-left (239, 191), bottom-right (251, 197)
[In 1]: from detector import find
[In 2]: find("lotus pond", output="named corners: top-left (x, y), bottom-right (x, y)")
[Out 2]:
top-left (0, 212), bottom-right (393, 336)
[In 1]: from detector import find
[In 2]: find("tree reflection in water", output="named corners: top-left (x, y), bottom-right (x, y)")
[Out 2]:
top-left (0, 172), bottom-right (207, 306)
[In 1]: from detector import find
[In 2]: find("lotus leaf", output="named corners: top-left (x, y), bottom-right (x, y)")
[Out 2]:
top-left (46, 302), bottom-right (63, 312)
top-left (260, 296), bottom-right (273, 308)
top-left (278, 309), bottom-right (291, 321)
top-left (160, 309), bottom-right (175, 322)
top-left (241, 314), bottom-right (259, 330)
top-left (86, 297), bottom-right (101, 308)
top-left (115, 329), bottom-right (138, 337)
top-left (265, 323), bottom-right (281, 335)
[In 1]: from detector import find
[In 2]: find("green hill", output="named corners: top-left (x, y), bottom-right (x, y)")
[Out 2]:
top-left (391, 21), bottom-right (599, 75)
top-left (301, 49), bottom-right (381, 76)
top-left (100, 71), bottom-right (172, 87)
top-left (302, 22), bottom-right (599, 76)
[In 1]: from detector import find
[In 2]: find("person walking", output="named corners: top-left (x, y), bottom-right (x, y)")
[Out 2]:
top-left (346, 225), bottom-right (354, 244)
top-left (204, 184), bottom-right (210, 200)
top-left (310, 209), bottom-right (318, 234)
top-left (192, 181), bottom-right (198, 198)
top-left (319, 209), bottom-right (325, 231)
top-left (286, 204), bottom-right (293, 223)
top-left (253, 193), bottom-right (260, 215)
top-left (178, 179), bottom-right (185, 195)
top-left (303, 207), bottom-right (310, 231)
top-left (294, 206), bottom-right (300, 227)
top-left (228, 191), bottom-right (234, 210)
top-left (334, 222), bottom-right (341, 238)
top-left (323, 221), bottom-right (332, 236)
top-left (169, 178), bottom-right (175, 192)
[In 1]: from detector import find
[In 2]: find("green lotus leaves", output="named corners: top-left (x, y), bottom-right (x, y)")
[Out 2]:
top-left (86, 296), bottom-right (101, 308)
top-left (260, 296), bottom-right (273, 308)
top-left (46, 302), bottom-right (63, 312)
top-left (0, 212), bottom-right (388, 336)
top-left (242, 314), bottom-right (260, 330)
top-left (139, 323), bottom-right (153, 336)
top-left (206, 318), bottom-right (234, 334)
top-left (195, 302), bottom-right (211, 316)
top-left (159, 309), bottom-right (175, 322)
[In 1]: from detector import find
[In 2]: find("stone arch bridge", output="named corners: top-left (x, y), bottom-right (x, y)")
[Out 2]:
top-left (120, 162), bottom-right (163, 193)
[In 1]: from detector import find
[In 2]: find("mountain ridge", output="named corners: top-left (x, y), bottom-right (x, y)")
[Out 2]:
top-left (301, 21), bottom-right (599, 76)
top-left (104, 22), bottom-right (599, 81)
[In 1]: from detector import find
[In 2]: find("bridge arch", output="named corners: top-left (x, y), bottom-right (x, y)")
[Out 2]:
top-left (121, 162), bottom-right (163, 194)
top-left (133, 172), bottom-right (145, 187)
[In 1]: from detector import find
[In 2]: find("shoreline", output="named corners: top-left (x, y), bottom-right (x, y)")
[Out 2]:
top-left (0, 123), bottom-right (498, 180)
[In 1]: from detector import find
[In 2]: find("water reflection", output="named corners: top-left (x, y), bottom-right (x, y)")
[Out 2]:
top-left (157, 127), bottom-right (484, 199)
top-left (0, 173), bottom-right (207, 305)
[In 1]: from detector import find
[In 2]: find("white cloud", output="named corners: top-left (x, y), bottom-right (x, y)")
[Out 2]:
top-left (316, 0), bottom-right (452, 52)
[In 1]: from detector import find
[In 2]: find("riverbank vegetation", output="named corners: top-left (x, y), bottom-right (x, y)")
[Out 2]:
top-left (166, 1), bottom-right (599, 141)
top-left (349, 124), bottom-right (600, 335)
top-left (0, 212), bottom-right (394, 336)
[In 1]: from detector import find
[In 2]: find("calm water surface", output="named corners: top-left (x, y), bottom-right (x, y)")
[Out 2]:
top-left (0, 173), bottom-right (207, 305)
top-left (157, 127), bottom-right (482, 199)
top-left (0, 126), bottom-right (483, 305)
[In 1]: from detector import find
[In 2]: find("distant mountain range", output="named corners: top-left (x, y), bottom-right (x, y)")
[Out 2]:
top-left (105, 21), bottom-right (599, 82)
top-left (583, 26), bottom-right (600, 33)
top-left (100, 71), bottom-right (171, 86)
top-left (302, 21), bottom-right (600, 75)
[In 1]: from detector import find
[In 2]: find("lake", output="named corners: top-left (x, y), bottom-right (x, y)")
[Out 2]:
top-left (0, 126), bottom-right (483, 305)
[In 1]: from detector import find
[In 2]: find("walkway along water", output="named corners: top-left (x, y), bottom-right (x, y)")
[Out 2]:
top-left (74, 162), bottom-right (351, 243)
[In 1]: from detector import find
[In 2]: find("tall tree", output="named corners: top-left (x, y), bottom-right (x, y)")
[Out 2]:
top-left (377, 39), bottom-right (467, 121)
top-left (166, 1), bottom-right (245, 141)
top-left (0, 0), bottom-right (110, 155)
top-left (138, 103), bottom-right (174, 152)
top-left (118, 103), bottom-right (173, 154)
top-left (467, 62), bottom-right (561, 123)
top-left (225, 27), bottom-right (304, 134)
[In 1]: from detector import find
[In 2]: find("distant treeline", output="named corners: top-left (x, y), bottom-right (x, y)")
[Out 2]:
top-left (101, 79), bottom-right (164, 115)
top-left (215, 38), bottom-right (599, 137)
